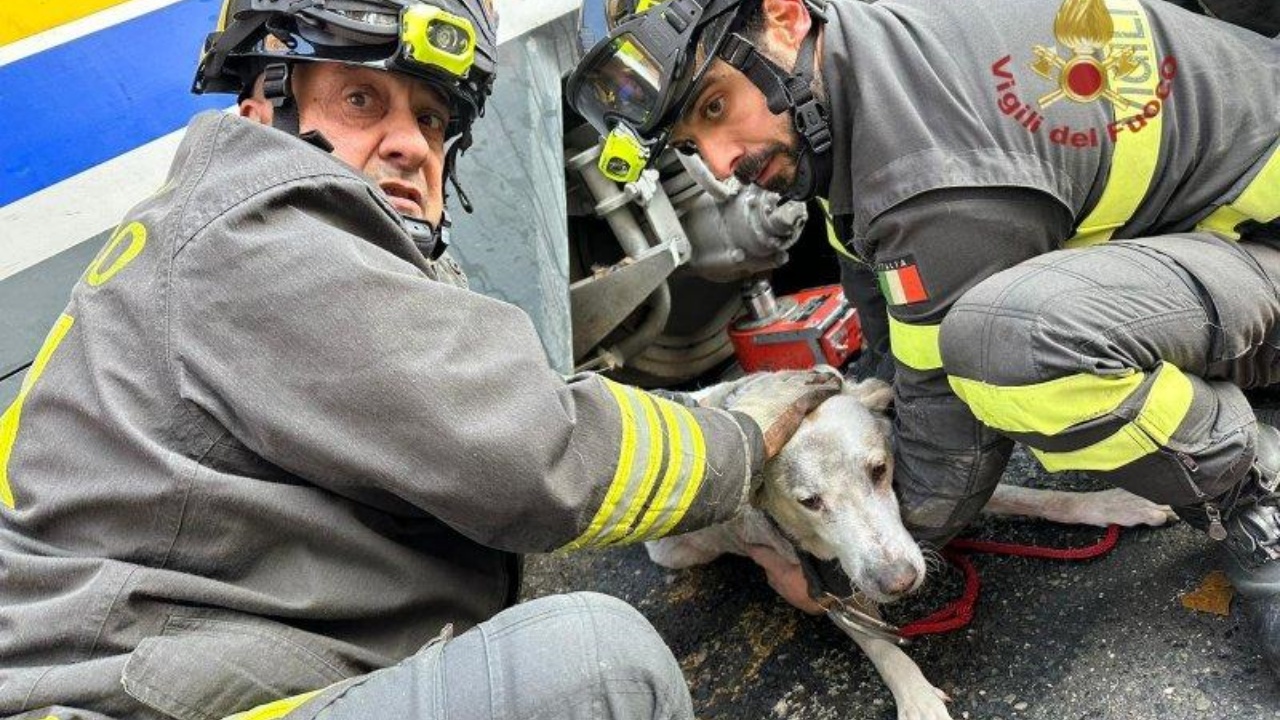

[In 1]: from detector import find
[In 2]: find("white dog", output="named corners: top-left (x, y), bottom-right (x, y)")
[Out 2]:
top-left (647, 375), bottom-right (1176, 720)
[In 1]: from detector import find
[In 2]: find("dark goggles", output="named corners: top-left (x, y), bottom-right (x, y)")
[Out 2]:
top-left (567, 0), bottom-right (743, 174)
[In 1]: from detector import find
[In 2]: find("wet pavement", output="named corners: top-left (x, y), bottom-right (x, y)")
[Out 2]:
top-left (521, 447), bottom-right (1280, 720)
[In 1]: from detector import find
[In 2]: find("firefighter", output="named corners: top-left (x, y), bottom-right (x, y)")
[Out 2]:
top-left (0, 1), bottom-right (842, 718)
top-left (568, 0), bottom-right (1280, 672)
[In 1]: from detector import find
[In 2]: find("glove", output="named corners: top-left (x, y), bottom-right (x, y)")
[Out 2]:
top-left (845, 336), bottom-right (896, 385)
top-left (719, 368), bottom-right (843, 462)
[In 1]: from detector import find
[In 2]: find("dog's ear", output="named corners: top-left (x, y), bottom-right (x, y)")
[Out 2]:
top-left (846, 378), bottom-right (894, 412)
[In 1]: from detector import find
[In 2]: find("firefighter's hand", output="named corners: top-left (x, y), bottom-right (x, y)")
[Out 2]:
top-left (746, 544), bottom-right (826, 615)
top-left (721, 368), bottom-right (843, 461)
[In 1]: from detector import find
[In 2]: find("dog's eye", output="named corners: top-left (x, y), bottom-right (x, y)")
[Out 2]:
top-left (798, 495), bottom-right (824, 512)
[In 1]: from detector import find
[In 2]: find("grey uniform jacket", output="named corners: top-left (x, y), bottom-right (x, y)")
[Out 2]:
top-left (0, 111), bottom-right (760, 719)
top-left (820, 0), bottom-right (1280, 540)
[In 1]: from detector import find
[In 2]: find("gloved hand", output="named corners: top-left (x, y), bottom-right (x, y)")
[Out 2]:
top-left (845, 336), bottom-right (896, 385)
top-left (719, 368), bottom-right (843, 462)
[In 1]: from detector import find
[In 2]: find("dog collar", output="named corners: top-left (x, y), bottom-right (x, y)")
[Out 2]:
top-left (821, 592), bottom-right (909, 647)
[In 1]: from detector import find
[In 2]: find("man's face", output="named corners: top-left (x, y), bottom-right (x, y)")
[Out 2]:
top-left (244, 63), bottom-right (451, 225)
top-left (662, 0), bottom-right (816, 194)
top-left (670, 60), bottom-right (802, 195)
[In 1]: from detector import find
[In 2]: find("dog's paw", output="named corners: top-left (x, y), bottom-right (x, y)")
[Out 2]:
top-left (1070, 488), bottom-right (1178, 527)
top-left (895, 685), bottom-right (952, 720)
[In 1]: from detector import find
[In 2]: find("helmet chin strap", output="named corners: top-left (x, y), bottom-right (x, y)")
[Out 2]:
top-left (261, 62), bottom-right (453, 261)
top-left (403, 213), bottom-right (452, 261)
top-left (715, 26), bottom-right (832, 201)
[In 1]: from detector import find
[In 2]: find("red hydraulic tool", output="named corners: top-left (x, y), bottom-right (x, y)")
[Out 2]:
top-left (728, 279), bottom-right (862, 372)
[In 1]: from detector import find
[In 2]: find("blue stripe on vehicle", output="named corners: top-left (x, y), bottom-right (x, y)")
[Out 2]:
top-left (0, 0), bottom-right (226, 207)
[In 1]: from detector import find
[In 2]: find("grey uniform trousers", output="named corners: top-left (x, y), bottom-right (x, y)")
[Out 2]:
top-left (286, 592), bottom-right (694, 720)
top-left (940, 234), bottom-right (1280, 513)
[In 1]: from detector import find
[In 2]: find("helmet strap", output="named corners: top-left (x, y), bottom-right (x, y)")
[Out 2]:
top-left (716, 25), bottom-right (832, 199)
top-left (263, 62), bottom-right (302, 137)
top-left (717, 30), bottom-right (830, 155)
top-left (404, 213), bottom-right (451, 261)
top-left (443, 130), bottom-right (475, 214)
top-left (262, 62), bottom-right (335, 148)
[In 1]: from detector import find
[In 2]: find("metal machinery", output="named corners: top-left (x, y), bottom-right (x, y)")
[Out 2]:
top-left (564, 117), bottom-right (839, 386)
top-left (563, 116), bottom-right (860, 386)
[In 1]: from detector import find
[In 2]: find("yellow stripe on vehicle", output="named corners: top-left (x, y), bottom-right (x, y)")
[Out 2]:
top-left (222, 689), bottom-right (324, 720)
top-left (0, 314), bottom-right (75, 509)
top-left (949, 369), bottom-right (1143, 437)
top-left (560, 379), bottom-right (642, 551)
top-left (217, 0), bottom-right (233, 31)
top-left (597, 388), bottom-right (665, 546)
top-left (888, 316), bottom-right (942, 372)
top-left (1197, 144), bottom-right (1280, 240)
top-left (0, 0), bottom-right (134, 46)
top-left (1032, 362), bottom-right (1193, 471)
top-left (1066, 0), bottom-right (1162, 247)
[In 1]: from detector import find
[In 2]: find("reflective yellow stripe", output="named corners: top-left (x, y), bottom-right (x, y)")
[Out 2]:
top-left (1032, 363), bottom-right (1193, 471)
top-left (562, 380), bottom-right (641, 550)
top-left (615, 399), bottom-right (685, 543)
top-left (597, 391), bottom-right (665, 545)
top-left (818, 199), bottom-right (859, 261)
top-left (1197, 145), bottom-right (1280, 240)
top-left (1066, 0), bottom-right (1162, 248)
top-left (561, 381), bottom-right (710, 550)
top-left (0, 314), bottom-right (75, 509)
top-left (621, 401), bottom-right (707, 543)
top-left (651, 404), bottom-right (707, 539)
top-left (949, 369), bottom-right (1144, 436)
top-left (222, 689), bottom-right (324, 720)
top-left (0, 0), bottom-right (133, 45)
top-left (888, 316), bottom-right (942, 372)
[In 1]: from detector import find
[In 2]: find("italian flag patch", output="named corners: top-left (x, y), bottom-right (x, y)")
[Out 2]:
top-left (874, 256), bottom-right (928, 305)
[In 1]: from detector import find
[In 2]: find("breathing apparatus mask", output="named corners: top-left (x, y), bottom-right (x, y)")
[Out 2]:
top-left (193, 0), bottom-right (497, 260)
top-left (568, 0), bottom-right (831, 201)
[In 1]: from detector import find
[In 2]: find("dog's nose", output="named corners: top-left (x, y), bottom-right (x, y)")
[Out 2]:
top-left (876, 566), bottom-right (919, 597)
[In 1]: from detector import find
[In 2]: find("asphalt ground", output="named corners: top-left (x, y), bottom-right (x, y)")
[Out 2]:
top-left (521, 445), bottom-right (1280, 720)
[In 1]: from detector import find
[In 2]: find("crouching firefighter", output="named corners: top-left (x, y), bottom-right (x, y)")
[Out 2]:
top-left (567, 0), bottom-right (1280, 673)
top-left (0, 1), bottom-right (843, 718)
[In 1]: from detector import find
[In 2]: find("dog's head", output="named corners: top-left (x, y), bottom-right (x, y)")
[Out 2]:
top-left (753, 377), bottom-right (926, 604)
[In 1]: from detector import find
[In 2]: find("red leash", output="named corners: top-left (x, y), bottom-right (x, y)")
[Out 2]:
top-left (898, 524), bottom-right (1122, 638)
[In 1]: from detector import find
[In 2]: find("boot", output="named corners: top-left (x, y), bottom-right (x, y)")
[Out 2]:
top-left (1223, 417), bottom-right (1280, 674)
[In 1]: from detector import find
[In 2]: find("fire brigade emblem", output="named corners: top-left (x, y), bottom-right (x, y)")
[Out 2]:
top-left (1031, 0), bottom-right (1141, 109)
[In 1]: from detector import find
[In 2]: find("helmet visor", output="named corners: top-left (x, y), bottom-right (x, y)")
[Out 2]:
top-left (567, 0), bottom-right (745, 165)
top-left (571, 33), bottom-right (668, 133)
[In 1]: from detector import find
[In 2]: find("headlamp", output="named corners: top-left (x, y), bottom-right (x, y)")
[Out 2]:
top-left (400, 4), bottom-right (476, 79)
top-left (599, 124), bottom-right (651, 183)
